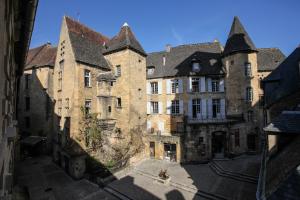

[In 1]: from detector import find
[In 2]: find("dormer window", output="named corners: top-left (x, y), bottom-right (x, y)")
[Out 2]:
top-left (192, 61), bottom-right (201, 72)
top-left (147, 66), bottom-right (155, 75)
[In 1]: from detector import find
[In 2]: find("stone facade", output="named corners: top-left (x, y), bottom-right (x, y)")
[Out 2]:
top-left (0, 0), bottom-right (38, 199)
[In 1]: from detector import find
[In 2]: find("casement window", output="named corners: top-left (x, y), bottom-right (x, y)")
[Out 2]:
top-left (150, 82), bottom-right (158, 94)
top-left (245, 62), bottom-right (252, 77)
top-left (58, 61), bottom-right (64, 91)
top-left (150, 101), bottom-right (159, 114)
top-left (192, 99), bottom-right (201, 118)
top-left (85, 100), bottom-right (92, 115)
top-left (84, 69), bottom-right (91, 87)
top-left (116, 65), bottom-right (121, 77)
top-left (234, 130), bottom-right (240, 147)
top-left (25, 97), bottom-right (30, 111)
top-left (25, 117), bottom-right (30, 128)
top-left (171, 100), bottom-right (180, 114)
top-left (57, 99), bottom-right (62, 115)
top-left (212, 99), bottom-right (221, 118)
top-left (171, 79), bottom-right (179, 93)
top-left (212, 79), bottom-right (220, 92)
top-left (25, 74), bottom-right (30, 89)
top-left (191, 78), bottom-right (200, 92)
top-left (246, 87), bottom-right (253, 102)
top-left (247, 110), bottom-right (253, 122)
top-left (65, 98), bottom-right (69, 110)
top-left (116, 98), bottom-right (122, 108)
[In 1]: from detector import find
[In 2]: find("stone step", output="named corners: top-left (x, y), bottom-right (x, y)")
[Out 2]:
top-left (209, 162), bottom-right (257, 184)
top-left (212, 161), bottom-right (258, 179)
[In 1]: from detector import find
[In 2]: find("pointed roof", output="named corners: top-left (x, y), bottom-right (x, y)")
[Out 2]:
top-left (25, 43), bottom-right (57, 70)
top-left (103, 23), bottom-right (146, 56)
top-left (223, 16), bottom-right (257, 56)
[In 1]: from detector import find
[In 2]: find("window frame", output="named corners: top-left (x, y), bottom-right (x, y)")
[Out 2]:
top-left (84, 69), bottom-right (91, 87)
top-left (116, 98), bottom-right (122, 108)
top-left (191, 78), bottom-right (200, 93)
top-left (150, 82), bottom-right (158, 94)
top-left (150, 101), bottom-right (159, 114)
top-left (171, 79), bottom-right (179, 94)
top-left (246, 87), bottom-right (253, 102)
top-left (211, 79), bottom-right (220, 92)
top-left (245, 62), bottom-right (252, 77)
top-left (84, 99), bottom-right (92, 115)
top-left (171, 100), bottom-right (180, 115)
top-left (116, 65), bottom-right (121, 77)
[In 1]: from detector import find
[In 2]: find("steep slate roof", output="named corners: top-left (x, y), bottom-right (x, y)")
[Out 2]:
top-left (65, 16), bottom-right (110, 69)
top-left (223, 16), bottom-right (257, 56)
top-left (103, 23), bottom-right (146, 56)
top-left (264, 111), bottom-right (300, 134)
top-left (264, 46), bottom-right (300, 107)
top-left (25, 43), bottom-right (57, 70)
top-left (146, 42), bottom-right (223, 79)
top-left (257, 48), bottom-right (285, 71)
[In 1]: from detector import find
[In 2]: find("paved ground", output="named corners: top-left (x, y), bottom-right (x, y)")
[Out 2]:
top-left (16, 156), bottom-right (118, 200)
top-left (106, 155), bottom-right (261, 200)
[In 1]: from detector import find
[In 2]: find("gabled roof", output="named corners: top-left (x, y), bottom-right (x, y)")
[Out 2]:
top-left (146, 42), bottom-right (223, 79)
top-left (65, 16), bottom-right (110, 69)
top-left (257, 48), bottom-right (285, 71)
top-left (25, 43), bottom-right (57, 70)
top-left (223, 16), bottom-right (257, 56)
top-left (103, 23), bottom-right (146, 56)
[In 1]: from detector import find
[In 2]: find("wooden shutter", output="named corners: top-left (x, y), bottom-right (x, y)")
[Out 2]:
top-left (201, 98), bottom-right (207, 119)
top-left (220, 78), bottom-right (225, 92)
top-left (188, 77), bottom-right (192, 92)
top-left (147, 82), bottom-right (151, 94)
top-left (207, 98), bottom-right (212, 118)
top-left (158, 80), bottom-right (162, 94)
top-left (166, 79), bottom-right (171, 94)
top-left (179, 100), bottom-right (184, 114)
top-left (188, 99), bottom-right (193, 118)
top-left (179, 79), bottom-right (183, 93)
top-left (221, 98), bottom-right (226, 118)
top-left (159, 102), bottom-right (163, 114)
top-left (200, 77), bottom-right (206, 92)
top-left (166, 101), bottom-right (171, 114)
top-left (207, 78), bottom-right (212, 92)
top-left (147, 102), bottom-right (151, 114)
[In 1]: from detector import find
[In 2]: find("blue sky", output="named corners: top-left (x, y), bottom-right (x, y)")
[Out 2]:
top-left (31, 0), bottom-right (300, 55)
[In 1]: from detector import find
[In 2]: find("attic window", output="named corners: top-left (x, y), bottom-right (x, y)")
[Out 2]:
top-left (192, 62), bottom-right (201, 72)
top-left (147, 67), bottom-right (155, 75)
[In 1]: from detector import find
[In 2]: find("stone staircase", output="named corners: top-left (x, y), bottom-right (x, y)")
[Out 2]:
top-left (209, 161), bottom-right (258, 184)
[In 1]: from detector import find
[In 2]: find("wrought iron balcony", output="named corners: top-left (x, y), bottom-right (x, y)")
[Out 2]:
top-left (187, 114), bottom-right (227, 124)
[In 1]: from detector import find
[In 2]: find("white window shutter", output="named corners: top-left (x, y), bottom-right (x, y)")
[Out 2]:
top-left (207, 78), bottom-right (212, 92)
top-left (147, 121), bottom-right (151, 130)
top-left (207, 98), bottom-right (212, 118)
top-left (179, 79), bottom-right (183, 93)
top-left (166, 79), bottom-right (171, 94)
top-left (221, 99), bottom-right (226, 118)
top-left (147, 102), bottom-right (151, 114)
top-left (188, 77), bottom-right (192, 92)
top-left (147, 82), bottom-right (151, 94)
top-left (200, 77), bottom-right (206, 92)
top-left (158, 121), bottom-right (164, 132)
top-left (179, 100), bottom-right (184, 114)
top-left (166, 101), bottom-right (171, 114)
top-left (188, 99), bottom-right (193, 118)
top-left (220, 78), bottom-right (225, 92)
top-left (158, 80), bottom-right (162, 94)
top-left (201, 98), bottom-right (207, 119)
top-left (159, 102), bottom-right (163, 114)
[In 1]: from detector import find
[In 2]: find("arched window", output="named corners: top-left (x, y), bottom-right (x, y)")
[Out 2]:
top-left (246, 87), bottom-right (253, 102)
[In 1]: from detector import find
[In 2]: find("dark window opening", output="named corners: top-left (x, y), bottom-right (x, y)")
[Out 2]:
top-left (25, 117), bottom-right (30, 128)
top-left (117, 98), bottom-right (122, 108)
top-left (25, 97), bottom-right (30, 111)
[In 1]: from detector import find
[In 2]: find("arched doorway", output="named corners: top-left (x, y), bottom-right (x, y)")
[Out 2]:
top-left (212, 131), bottom-right (227, 158)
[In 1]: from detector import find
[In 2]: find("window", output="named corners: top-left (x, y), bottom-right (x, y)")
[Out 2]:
top-left (58, 61), bottom-right (64, 91)
top-left (25, 117), bottom-right (30, 128)
top-left (150, 82), bottom-right (158, 94)
top-left (147, 67), bottom-right (154, 75)
top-left (57, 99), bottom-right (62, 115)
top-left (110, 82), bottom-right (114, 86)
top-left (171, 100), bottom-right (180, 114)
top-left (85, 100), bottom-right (91, 115)
top-left (192, 62), bottom-right (200, 72)
top-left (108, 106), bottom-right (112, 113)
top-left (65, 98), bottom-right (69, 109)
top-left (171, 79), bottom-right (179, 93)
top-left (151, 102), bottom-right (159, 114)
top-left (84, 70), bottom-right (91, 87)
top-left (192, 99), bottom-right (201, 118)
top-left (245, 62), bottom-right (252, 77)
top-left (247, 110), bottom-right (253, 122)
top-left (212, 99), bottom-right (221, 118)
top-left (117, 98), bottom-right (122, 108)
top-left (246, 87), bottom-right (253, 102)
top-left (234, 130), bottom-right (240, 147)
top-left (25, 97), bottom-right (30, 111)
top-left (191, 78), bottom-right (200, 92)
top-left (212, 79), bottom-right (220, 92)
top-left (116, 65), bottom-right (121, 77)
top-left (25, 74), bottom-right (30, 89)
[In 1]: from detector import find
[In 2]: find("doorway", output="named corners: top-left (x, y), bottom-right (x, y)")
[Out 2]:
top-left (247, 134), bottom-right (257, 151)
top-left (164, 143), bottom-right (177, 162)
top-left (150, 142), bottom-right (155, 158)
top-left (212, 131), bottom-right (226, 158)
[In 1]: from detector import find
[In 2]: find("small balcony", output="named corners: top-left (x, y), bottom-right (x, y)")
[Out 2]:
top-left (188, 114), bottom-right (227, 124)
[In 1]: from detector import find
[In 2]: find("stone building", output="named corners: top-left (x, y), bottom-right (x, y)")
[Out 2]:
top-left (0, 0), bottom-right (38, 199)
top-left (256, 46), bottom-right (300, 199)
top-left (145, 16), bottom-right (285, 163)
top-left (18, 43), bottom-right (57, 154)
top-left (52, 16), bottom-right (146, 178)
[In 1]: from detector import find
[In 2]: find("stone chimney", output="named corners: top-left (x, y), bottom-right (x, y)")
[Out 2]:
top-left (165, 44), bottom-right (171, 53)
